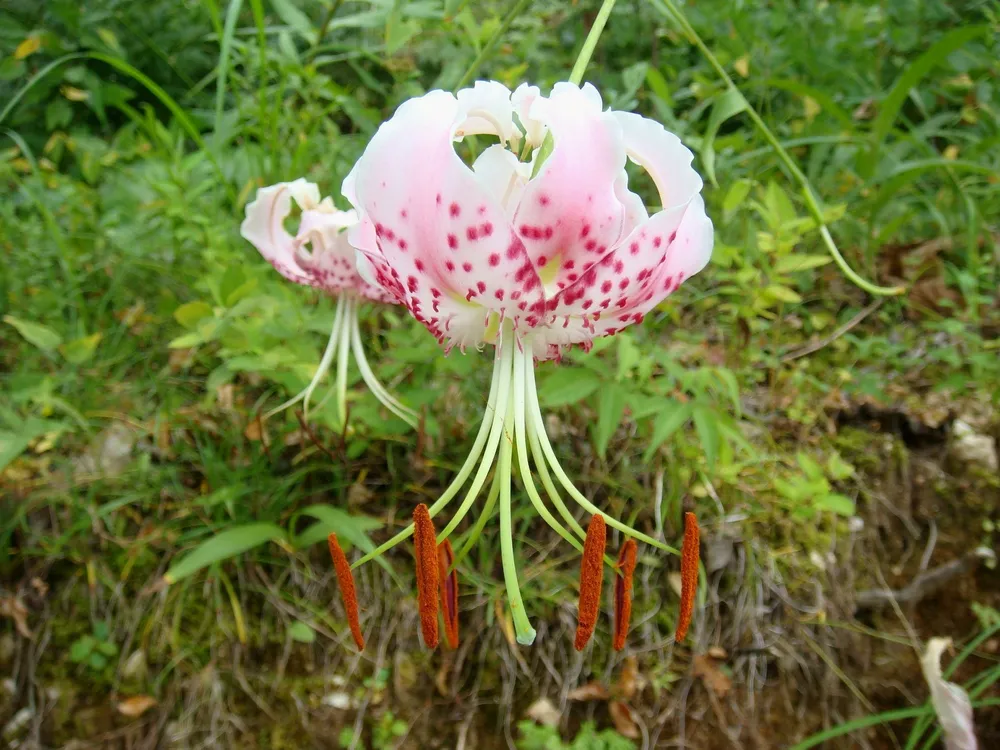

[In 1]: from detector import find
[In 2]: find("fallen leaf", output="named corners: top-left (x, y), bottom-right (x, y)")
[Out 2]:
top-left (567, 682), bottom-right (610, 701)
top-left (243, 417), bottom-right (265, 442)
top-left (0, 597), bottom-right (32, 639)
top-left (615, 656), bottom-right (639, 701)
top-left (921, 638), bottom-right (978, 750)
top-left (608, 700), bottom-right (640, 739)
top-left (525, 697), bottom-right (560, 727)
top-left (707, 646), bottom-right (728, 660)
top-left (693, 653), bottom-right (732, 698)
top-left (116, 695), bottom-right (157, 718)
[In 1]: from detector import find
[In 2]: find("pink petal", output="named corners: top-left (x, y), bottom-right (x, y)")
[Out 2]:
top-left (240, 180), bottom-right (316, 286)
top-left (342, 89), bottom-right (544, 349)
top-left (296, 210), bottom-right (395, 303)
top-left (512, 83), bottom-right (629, 294)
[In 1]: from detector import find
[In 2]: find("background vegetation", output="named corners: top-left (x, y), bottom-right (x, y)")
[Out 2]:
top-left (1, 0), bottom-right (998, 747)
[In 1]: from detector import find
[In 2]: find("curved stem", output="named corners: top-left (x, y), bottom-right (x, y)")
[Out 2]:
top-left (524, 361), bottom-right (677, 554)
top-left (568, 0), bottom-right (619, 85)
top-left (436, 337), bottom-right (516, 541)
top-left (453, 0), bottom-right (534, 92)
top-left (650, 0), bottom-right (904, 297)
top-left (526, 417), bottom-right (586, 541)
top-left (266, 295), bottom-right (345, 420)
top-left (498, 391), bottom-right (536, 645)
top-left (349, 307), bottom-right (419, 428)
top-left (513, 345), bottom-right (583, 552)
top-left (333, 295), bottom-right (353, 425)
top-left (452, 468), bottom-right (502, 570)
top-left (350, 345), bottom-right (506, 569)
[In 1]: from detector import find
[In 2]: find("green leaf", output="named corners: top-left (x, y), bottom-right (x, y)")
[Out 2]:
top-left (825, 452), bottom-right (855, 480)
top-left (866, 25), bottom-right (986, 175)
top-left (70, 636), bottom-right (95, 662)
top-left (97, 640), bottom-right (118, 657)
top-left (88, 652), bottom-right (108, 669)
top-left (60, 332), bottom-right (102, 364)
top-left (815, 493), bottom-right (856, 517)
top-left (593, 384), bottom-right (628, 459)
top-left (291, 505), bottom-right (381, 552)
top-left (642, 401), bottom-right (693, 462)
top-left (692, 405), bottom-right (720, 470)
top-left (173, 301), bottom-right (214, 329)
top-left (700, 88), bottom-right (747, 187)
top-left (763, 284), bottom-right (802, 304)
top-left (538, 368), bottom-right (601, 408)
top-left (774, 255), bottom-right (832, 274)
top-left (723, 179), bottom-right (752, 217)
top-left (270, 0), bottom-right (314, 37)
top-left (288, 621), bottom-right (316, 643)
top-left (163, 523), bottom-right (287, 584)
top-left (4, 315), bottom-right (62, 351)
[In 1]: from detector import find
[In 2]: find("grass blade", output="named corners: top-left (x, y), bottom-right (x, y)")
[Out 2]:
top-left (163, 523), bottom-right (287, 583)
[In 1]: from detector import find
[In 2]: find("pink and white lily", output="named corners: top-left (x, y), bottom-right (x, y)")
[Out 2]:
top-left (240, 179), bottom-right (417, 427)
top-left (343, 81), bottom-right (713, 644)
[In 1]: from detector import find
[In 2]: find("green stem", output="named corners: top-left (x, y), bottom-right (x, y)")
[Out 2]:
top-left (649, 0), bottom-right (904, 297)
top-left (498, 390), bottom-right (536, 645)
top-left (568, 0), bottom-right (619, 85)
top-left (454, 0), bottom-right (534, 92)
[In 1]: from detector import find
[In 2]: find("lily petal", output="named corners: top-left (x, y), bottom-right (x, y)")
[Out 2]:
top-left (513, 83), bottom-right (629, 298)
top-left (343, 90), bottom-right (544, 350)
top-left (240, 180), bottom-right (317, 286)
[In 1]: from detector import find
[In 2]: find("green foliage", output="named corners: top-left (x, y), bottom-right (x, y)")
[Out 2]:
top-left (69, 621), bottom-right (119, 672)
top-left (517, 721), bottom-right (635, 750)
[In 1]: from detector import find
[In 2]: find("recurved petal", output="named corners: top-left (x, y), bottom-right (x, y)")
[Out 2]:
top-left (240, 180), bottom-right (317, 286)
top-left (342, 90), bottom-right (544, 349)
top-left (456, 80), bottom-right (518, 142)
top-left (512, 83), bottom-right (629, 292)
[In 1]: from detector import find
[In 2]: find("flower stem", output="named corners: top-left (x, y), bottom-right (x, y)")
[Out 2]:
top-left (568, 0), bottom-right (619, 86)
top-left (524, 359), bottom-right (677, 553)
top-left (498, 392), bottom-right (536, 645)
top-left (349, 308), bottom-right (419, 428)
top-left (350, 342), bottom-right (505, 569)
top-left (649, 0), bottom-right (904, 297)
top-left (268, 294), bottom-right (345, 420)
top-left (335, 295), bottom-right (353, 425)
top-left (513, 345), bottom-right (584, 552)
top-left (436, 332), bottom-right (516, 541)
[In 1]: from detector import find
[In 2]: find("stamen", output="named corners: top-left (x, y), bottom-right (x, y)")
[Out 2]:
top-left (438, 539), bottom-right (459, 649)
top-left (327, 533), bottom-right (364, 650)
top-left (413, 503), bottom-right (440, 648)
top-left (612, 538), bottom-right (637, 652)
top-left (574, 514), bottom-right (607, 651)
top-left (675, 511), bottom-right (700, 642)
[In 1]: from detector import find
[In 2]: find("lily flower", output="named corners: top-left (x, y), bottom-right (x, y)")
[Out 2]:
top-left (340, 81), bottom-right (712, 646)
top-left (240, 179), bottom-right (417, 428)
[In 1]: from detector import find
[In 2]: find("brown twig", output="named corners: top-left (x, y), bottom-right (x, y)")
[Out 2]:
top-left (778, 298), bottom-right (885, 363)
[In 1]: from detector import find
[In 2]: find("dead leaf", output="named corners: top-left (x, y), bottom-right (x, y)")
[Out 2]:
top-left (667, 572), bottom-right (683, 597)
top-left (30, 578), bottom-right (48, 598)
top-left (693, 653), bottom-right (732, 698)
top-left (567, 681), bottom-right (610, 701)
top-left (525, 697), bottom-right (561, 727)
top-left (608, 700), bottom-right (640, 739)
top-left (733, 55), bottom-right (749, 78)
top-left (0, 597), bottom-right (32, 639)
top-left (615, 656), bottom-right (639, 701)
top-left (216, 384), bottom-right (234, 409)
top-left (243, 417), bottom-right (265, 442)
top-left (116, 695), bottom-right (158, 718)
top-left (707, 646), bottom-right (728, 660)
top-left (853, 98), bottom-right (876, 120)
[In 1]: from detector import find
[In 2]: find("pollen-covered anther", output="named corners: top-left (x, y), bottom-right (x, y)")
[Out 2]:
top-left (413, 503), bottom-right (440, 648)
top-left (438, 539), bottom-right (459, 649)
top-left (574, 514), bottom-right (607, 651)
top-left (675, 511), bottom-right (700, 642)
top-left (328, 533), bottom-right (365, 650)
top-left (612, 538), bottom-right (637, 652)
